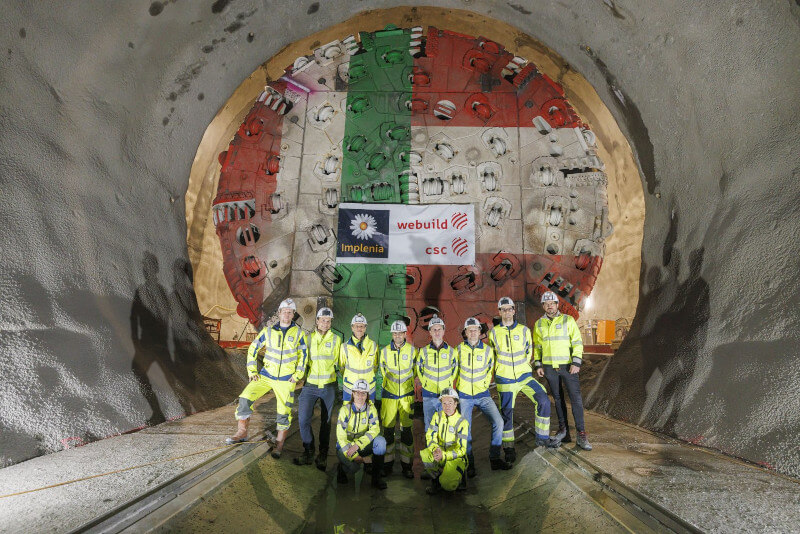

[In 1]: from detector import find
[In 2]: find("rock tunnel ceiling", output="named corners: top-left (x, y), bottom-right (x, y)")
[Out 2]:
top-left (212, 25), bottom-right (613, 346)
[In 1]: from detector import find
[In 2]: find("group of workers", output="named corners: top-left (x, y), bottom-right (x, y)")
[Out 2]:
top-left (226, 292), bottom-right (591, 494)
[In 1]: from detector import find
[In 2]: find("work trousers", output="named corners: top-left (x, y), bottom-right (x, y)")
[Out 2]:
top-left (543, 365), bottom-right (586, 432)
top-left (380, 394), bottom-right (414, 464)
top-left (337, 436), bottom-right (387, 474)
top-left (419, 448), bottom-right (466, 491)
top-left (497, 376), bottom-right (551, 442)
top-left (460, 395), bottom-right (504, 455)
top-left (297, 383), bottom-right (336, 449)
top-left (422, 397), bottom-right (442, 429)
top-left (236, 375), bottom-right (296, 431)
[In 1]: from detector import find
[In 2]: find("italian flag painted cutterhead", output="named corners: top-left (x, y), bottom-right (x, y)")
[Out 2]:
top-left (213, 25), bottom-right (612, 347)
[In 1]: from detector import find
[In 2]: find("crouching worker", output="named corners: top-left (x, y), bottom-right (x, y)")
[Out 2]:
top-left (336, 379), bottom-right (388, 490)
top-left (421, 388), bottom-right (469, 494)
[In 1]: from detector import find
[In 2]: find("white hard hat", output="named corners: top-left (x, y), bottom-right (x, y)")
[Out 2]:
top-left (439, 387), bottom-right (459, 402)
top-left (541, 291), bottom-right (559, 303)
top-left (390, 320), bottom-right (408, 333)
top-left (352, 379), bottom-right (370, 393)
top-left (428, 314), bottom-right (445, 330)
top-left (497, 297), bottom-right (514, 309)
top-left (316, 307), bottom-right (333, 319)
top-left (279, 298), bottom-right (297, 311)
top-left (464, 317), bottom-right (481, 330)
top-left (351, 313), bottom-right (368, 326)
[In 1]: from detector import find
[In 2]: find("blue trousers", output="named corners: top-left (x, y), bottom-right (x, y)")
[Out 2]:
top-left (460, 395), bottom-right (503, 454)
top-left (543, 365), bottom-right (586, 432)
top-left (297, 383), bottom-right (336, 449)
top-left (337, 436), bottom-right (387, 474)
top-left (422, 397), bottom-right (442, 429)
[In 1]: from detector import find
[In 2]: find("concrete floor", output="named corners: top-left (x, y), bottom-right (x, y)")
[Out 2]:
top-left (1, 389), bottom-right (799, 533)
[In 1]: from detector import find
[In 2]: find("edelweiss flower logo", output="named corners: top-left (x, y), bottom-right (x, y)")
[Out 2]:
top-left (350, 213), bottom-right (378, 240)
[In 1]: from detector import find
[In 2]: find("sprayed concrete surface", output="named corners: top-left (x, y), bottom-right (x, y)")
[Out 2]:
top-left (1, 0), bottom-right (799, 483)
top-left (572, 411), bottom-right (800, 534)
top-left (0, 397), bottom-right (274, 534)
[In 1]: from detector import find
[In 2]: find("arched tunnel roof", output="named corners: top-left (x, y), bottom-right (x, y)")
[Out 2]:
top-left (1, 0), bottom-right (799, 484)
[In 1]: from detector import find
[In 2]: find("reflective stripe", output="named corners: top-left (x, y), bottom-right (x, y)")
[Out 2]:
top-left (542, 335), bottom-right (570, 342)
top-left (307, 373), bottom-right (335, 381)
top-left (263, 354), bottom-right (297, 365)
top-left (421, 370), bottom-right (450, 383)
top-left (313, 354), bottom-right (336, 361)
top-left (345, 365), bottom-right (373, 375)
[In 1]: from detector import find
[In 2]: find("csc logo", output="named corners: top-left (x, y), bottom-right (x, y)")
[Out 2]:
top-left (426, 246), bottom-right (447, 255)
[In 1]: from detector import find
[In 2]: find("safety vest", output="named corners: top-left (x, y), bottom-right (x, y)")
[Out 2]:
top-left (339, 335), bottom-right (378, 394)
top-left (379, 341), bottom-right (416, 398)
top-left (416, 342), bottom-right (457, 397)
top-left (247, 322), bottom-right (307, 381)
top-left (303, 329), bottom-right (342, 387)
top-left (488, 322), bottom-right (532, 383)
top-left (533, 313), bottom-right (584, 367)
top-left (425, 410), bottom-right (469, 461)
top-left (336, 400), bottom-right (381, 451)
top-left (455, 340), bottom-right (495, 398)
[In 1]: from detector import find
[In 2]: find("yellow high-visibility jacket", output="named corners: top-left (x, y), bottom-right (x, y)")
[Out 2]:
top-left (247, 323), bottom-right (307, 381)
top-left (425, 410), bottom-right (469, 461)
top-left (416, 342), bottom-right (457, 397)
top-left (533, 313), bottom-right (584, 368)
top-left (487, 322), bottom-right (532, 383)
top-left (379, 341), bottom-right (416, 398)
top-left (454, 340), bottom-right (495, 399)
top-left (338, 335), bottom-right (379, 394)
top-left (336, 401), bottom-right (381, 455)
top-left (302, 329), bottom-right (342, 387)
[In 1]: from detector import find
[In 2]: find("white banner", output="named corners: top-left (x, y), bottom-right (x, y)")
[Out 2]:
top-left (336, 203), bottom-right (475, 265)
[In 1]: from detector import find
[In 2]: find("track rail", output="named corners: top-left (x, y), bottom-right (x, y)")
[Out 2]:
top-left (70, 431), bottom-right (275, 533)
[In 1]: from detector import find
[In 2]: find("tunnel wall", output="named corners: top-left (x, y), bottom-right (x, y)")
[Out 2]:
top-left (1, 1), bottom-right (799, 475)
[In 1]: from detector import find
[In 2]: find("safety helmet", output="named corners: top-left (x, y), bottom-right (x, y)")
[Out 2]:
top-left (439, 387), bottom-right (459, 402)
top-left (497, 297), bottom-right (514, 309)
top-left (352, 379), bottom-right (370, 393)
top-left (464, 317), bottom-right (481, 330)
top-left (351, 313), bottom-right (368, 326)
top-left (390, 320), bottom-right (408, 333)
top-left (541, 291), bottom-right (559, 304)
top-left (278, 298), bottom-right (297, 311)
top-left (316, 307), bottom-right (333, 319)
top-left (428, 314), bottom-right (445, 330)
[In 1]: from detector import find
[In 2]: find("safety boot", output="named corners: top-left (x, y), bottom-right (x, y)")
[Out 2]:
top-left (315, 448), bottom-right (328, 471)
top-left (401, 461), bottom-right (414, 479)
top-left (271, 429), bottom-right (288, 459)
top-left (293, 442), bottom-right (314, 466)
top-left (535, 437), bottom-right (561, 449)
top-left (425, 476), bottom-right (442, 495)
top-left (466, 453), bottom-right (477, 478)
top-left (489, 445), bottom-right (512, 470)
top-left (382, 460), bottom-right (394, 476)
top-left (457, 471), bottom-right (467, 491)
top-left (337, 463), bottom-right (348, 484)
top-left (503, 446), bottom-right (517, 463)
top-left (577, 432), bottom-right (593, 451)
top-left (371, 454), bottom-right (388, 490)
top-left (225, 418), bottom-right (249, 445)
top-left (555, 426), bottom-right (571, 443)
top-left (421, 470), bottom-right (432, 480)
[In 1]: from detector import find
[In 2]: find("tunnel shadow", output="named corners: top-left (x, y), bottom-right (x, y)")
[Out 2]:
top-left (130, 253), bottom-right (194, 425)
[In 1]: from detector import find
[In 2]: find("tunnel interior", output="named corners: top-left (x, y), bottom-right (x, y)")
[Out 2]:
top-left (2, 0), bottom-right (799, 509)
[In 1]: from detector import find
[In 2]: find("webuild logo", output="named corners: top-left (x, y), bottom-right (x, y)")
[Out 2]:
top-left (337, 207), bottom-right (389, 259)
top-left (395, 212), bottom-right (469, 231)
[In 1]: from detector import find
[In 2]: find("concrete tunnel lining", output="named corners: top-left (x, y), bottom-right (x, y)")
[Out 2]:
top-left (1, 0), bottom-right (799, 482)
